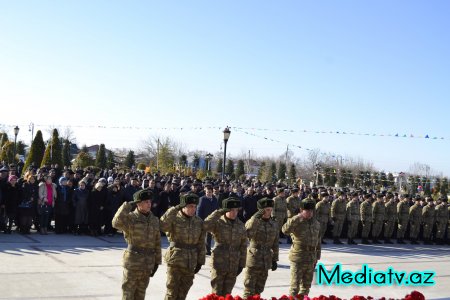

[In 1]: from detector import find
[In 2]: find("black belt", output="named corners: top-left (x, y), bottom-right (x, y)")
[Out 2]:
top-left (127, 245), bottom-right (155, 255)
top-left (249, 243), bottom-right (272, 251)
top-left (169, 242), bottom-right (197, 250)
top-left (214, 243), bottom-right (241, 251)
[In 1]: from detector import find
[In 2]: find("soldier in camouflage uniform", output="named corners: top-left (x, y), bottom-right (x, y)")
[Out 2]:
top-left (383, 193), bottom-right (396, 244)
top-left (112, 190), bottom-right (161, 300)
top-left (422, 197), bottom-right (436, 245)
top-left (203, 197), bottom-right (247, 296)
top-left (346, 192), bottom-right (360, 245)
top-left (396, 194), bottom-right (410, 244)
top-left (435, 196), bottom-right (449, 245)
top-left (360, 193), bottom-right (373, 244)
top-left (282, 198), bottom-right (321, 298)
top-left (409, 195), bottom-right (423, 244)
top-left (160, 192), bottom-right (206, 300)
top-left (315, 192), bottom-right (331, 244)
top-left (371, 193), bottom-right (386, 244)
top-left (286, 187), bottom-right (301, 219)
top-left (243, 197), bottom-right (279, 298)
top-left (272, 187), bottom-right (287, 243)
top-left (331, 192), bottom-right (346, 244)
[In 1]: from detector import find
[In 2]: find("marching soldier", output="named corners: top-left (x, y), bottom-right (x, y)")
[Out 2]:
top-left (243, 197), bottom-right (279, 298)
top-left (272, 187), bottom-right (287, 242)
top-left (203, 197), bottom-right (247, 296)
top-left (435, 196), bottom-right (449, 245)
top-left (346, 192), bottom-right (360, 245)
top-left (422, 197), bottom-right (436, 244)
top-left (315, 192), bottom-right (331, 244)
top-left (160, 192), bottom-right (206, 300)
top-left (360, 193), bottom-right (373, 244)
top-left (371, 193), bottom-right (386, 244)
top-left (112, 190), bottom-right (161, 300)
top-left (383, 193), bottom-right (396, 244)
top-left (331, 192), bottom-right (347, 244)
top-left (396, 194), bottom-right (410, 244)
top-left (282, 198), bottom-right (321, 298)
top-left (409, 195), bottom-right (423, 244)
top-left (286, 187), bottom-right (301, 219)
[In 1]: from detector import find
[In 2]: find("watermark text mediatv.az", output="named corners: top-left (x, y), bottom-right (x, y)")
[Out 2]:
top-left (316, 263), bottom-right (435, 286)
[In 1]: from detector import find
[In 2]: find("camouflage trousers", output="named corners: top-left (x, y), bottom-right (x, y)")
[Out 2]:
top-left (361, 221), bottom-right (372, 239)
top-left (332, 220), bottom-right (343, 238)
top-left (383, 221), bottom-right (395, 239)
top-left (165, 266), bottom-right (195, 300)
top-left (422, 222), bottom-right (434, 240)
top-left (122, 269), bottom-right (151, 300)
top-left (371, 220), bottom-right (383, 238)
top-left (289, 261), bottom-right (315, 296)
top-left (211, 267), bottom-right (238, 296)
top-left (243, 266), bottom-right (269, 298)
top-left (436, 221), bottom-right (447, 239)
top-left (319, 221), bottom-right (328, 240)
top-left (347, 220), bottom-right (358, 239)
top-left (409, 221), bottom-right (420, 239)
top-left (397, 220), bottom-right (408, 239)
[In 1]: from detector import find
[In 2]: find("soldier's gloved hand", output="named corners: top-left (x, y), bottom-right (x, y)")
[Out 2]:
top-left (254, 209), bottom-right (264, 219)
top-left (150, 264), bottom-right (159, 277)
top-left (236, 266), bottom-right (243, 276)
top-left (194, 263), bottom-right (202, 274)
top-left (271, 261), bottom-right (278, 271)
top-left (175, 204), bottom-right (185, 211)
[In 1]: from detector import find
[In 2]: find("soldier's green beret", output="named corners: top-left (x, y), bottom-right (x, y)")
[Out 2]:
top-left (376, 193), bottom-right (384, 198)
top-left (257, 197), bottom-right (274, 209)
top-left (222, 197), bottom-right (241, 209)
top-left (311, 192), bottom-right (319, 200)
top-left (426, 197), bottom-right (434, 202)
top-left (302, 199), bottom-right (315, 210)
top-left (180, 192), bottom-right (199, 207)
top-left (133, 189), bottom-right (153, 203)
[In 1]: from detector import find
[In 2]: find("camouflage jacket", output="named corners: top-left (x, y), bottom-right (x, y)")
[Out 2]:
top-left (346, 199), bottom-right (360, 222)
top-left (112, 202), bottom-right (162, 272)
top-left (372, 201), bottom-right (386, 222)
top-left (360, 200), bottom-right (372, 222)
top-left (384, 200), bottom-right (396, 222)
top-left (203, 210), bottom-right (247, 272)
top-left (271, 196), bottom-right (287, 222)
top-left (286, 195), bottom-right (301, 218)
top-left (282, 215), bottom-right (321, 264)
top-left (435, 203), bottom-right (449, 223)
top-left (160, 206), bottom-right (206, 270)
top-left (331, 198), bottom-right (346, 220)
top-left (409, 204), bottom-right (422, 224)
top-left (245, 214), bottom-right (279, 270)
top-left (397, 200), bottom-right (410, 223)
top-left (422, 204), bottom-right (436, 224)
top-left (315, 200), bottom-right (331, 223)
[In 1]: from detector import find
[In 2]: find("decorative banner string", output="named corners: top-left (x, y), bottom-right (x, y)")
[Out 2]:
top-left (1, 124), bottom-right (447, 140)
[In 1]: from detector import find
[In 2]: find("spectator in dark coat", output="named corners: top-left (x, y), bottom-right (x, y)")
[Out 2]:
top-left (196, 185), bottom-right (218, 255)
top-left (55, 177), bottom-right (73, 234)
top-left (104, 184), bottom-right (123, 236)
top-left (20, 175), bottom-right (39, 233)
top-left (73, 181), bottom-right (89, 234)
top-left (3, 175), bottom-right (21, 233)
top-left (88, 182), bottom-right (106, 236)
top-left (242, 186), bottom-right (258, 222)
top-left (122, 177), bottom-right (140, 203)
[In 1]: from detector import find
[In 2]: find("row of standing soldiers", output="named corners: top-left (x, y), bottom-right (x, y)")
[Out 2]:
top-left (112, 188), bottom-right (321, 300)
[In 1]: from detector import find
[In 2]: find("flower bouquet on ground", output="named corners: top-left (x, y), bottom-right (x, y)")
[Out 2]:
top-left (199, 290), bottom-right (425, 300)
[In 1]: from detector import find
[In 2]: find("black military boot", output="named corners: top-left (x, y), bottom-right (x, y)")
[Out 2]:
top-left (372, 239), bottom-right (382, 244)
top-left (321, 239), bottom-right (327, 244)
top-left (424, 239), bottom-right (433, 245)
top-left (384, 239), bottom-right (393, 244)
top-left (347, 238), bottom-right (352, 245)
top-left (333, 237), bottom-right (343, 245)
top-left (361, 238), bottom-right (371, 244)
top-left (351, 239), bottom-right (358, 245)
top-left (410, 239), bottom-right (419, 244)
top-left (397, 238), bottom-right (405, 244)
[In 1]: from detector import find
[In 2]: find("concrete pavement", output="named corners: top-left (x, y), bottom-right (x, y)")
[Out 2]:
top-left (1, 232), bottom-right (449, 300)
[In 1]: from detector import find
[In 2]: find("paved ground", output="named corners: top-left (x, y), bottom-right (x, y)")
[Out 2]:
top-left (1, 232), bottom-right (449, 300)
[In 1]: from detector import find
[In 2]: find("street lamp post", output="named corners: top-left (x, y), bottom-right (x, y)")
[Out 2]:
top-left (28, 123), bottom-right (34, 145)
top-left (222, 127), bottom-right (231, 180)
top-left (13, 126), bottom-right (20, 162)
top-left (205, 153), bottom-right (213, 177)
